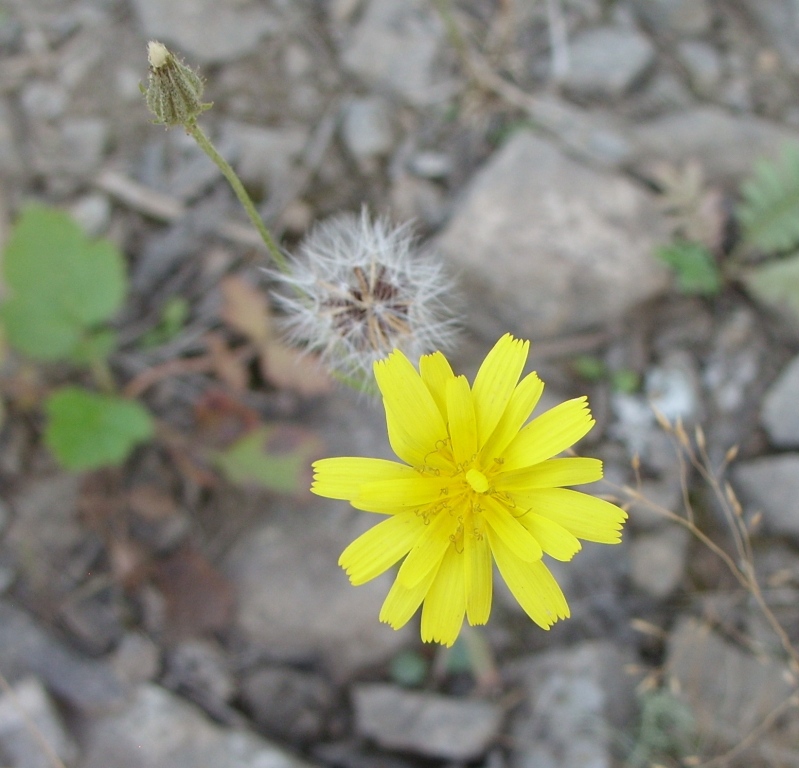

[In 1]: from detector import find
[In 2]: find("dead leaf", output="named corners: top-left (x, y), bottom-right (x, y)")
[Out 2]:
top-left (193, 388), bottom-right (261, 448)
top-left (260, 343), bottom-right (332, 396)
top-left (204, 331), bottom-right (249, 392)
top-left (150, 547), bottom-right (235, 640)
top-left (219, 275), bottom-right (271, 345)
top-left (127, 485), bottom-right (179, 522)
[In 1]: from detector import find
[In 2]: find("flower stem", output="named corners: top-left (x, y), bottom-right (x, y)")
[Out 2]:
top-left (184, 120), bottom-right (289, 274)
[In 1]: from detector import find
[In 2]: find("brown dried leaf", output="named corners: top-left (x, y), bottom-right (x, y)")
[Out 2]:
top-left (204, 332), bottom-right (249, 393)
top-left (219, 275), bottom-right (271, 345)
top-left (260, 343), bottom-right (332, 396)
top-left (127, 485), bottom-right (179, 522)
top-left (150, 547), bottom-right (235, 640)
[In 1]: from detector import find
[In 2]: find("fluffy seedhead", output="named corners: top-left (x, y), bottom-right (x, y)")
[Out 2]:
top-left (272, 209), bottom-right (458, 384)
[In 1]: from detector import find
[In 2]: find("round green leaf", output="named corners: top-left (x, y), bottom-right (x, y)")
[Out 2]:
top-left (1, 206), bottom-right (126, 361)
top-left (44, 387), bottom-right (153, 470)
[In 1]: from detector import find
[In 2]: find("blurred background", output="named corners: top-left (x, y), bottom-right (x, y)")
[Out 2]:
top-left (1, 0), bottom-right (799, 766)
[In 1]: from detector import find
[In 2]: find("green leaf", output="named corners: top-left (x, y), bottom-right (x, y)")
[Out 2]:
top-left (738, 143), bottom-right (799, 254)
top-left (741, 251), bottom-right (799, 326)
top-left (389, 650), bottom-right (428, 688)
top-left (213, 425), bottom-right (321, 494)
top-left (655, 241), bottom-right (721, 296)
top-left (0, 206), bottom-right (126, 361)
top-left (45, 387), bottom-right (153, 471)
top-left (138, 296), bottom-right (189, 349)
top-left (69, 329), bottom-right (118, 365)
top-left (571, 355), bottom-right (606, 381)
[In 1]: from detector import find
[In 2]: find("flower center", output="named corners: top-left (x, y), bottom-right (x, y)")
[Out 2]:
top-left (465, 468), bottom-right (489, 493)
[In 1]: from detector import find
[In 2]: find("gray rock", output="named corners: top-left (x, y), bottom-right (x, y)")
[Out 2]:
top-left (69, 193), bottom-right (112, 237)
top-left (645, 350), bottom-right (703, 424)
top-left (19, 81), bottom-right (68, 121)
top-left (630, 526), bottom-right (689, 598)
top-left (6, 474), bottom-right (83, 596)
top-left (435, 131), bottom-right (669, 341)
top-left (761, 354), bottom-right (799, 446)
top-left (0, 98), bottom-right (22, 178)
top-left (633, 106), bottom-right (799, 182)
top-left (626, 477), bottom-right (684, 532)
top-left (130, 0), bottom-right (279, 64)
top-left (562, 26), bottom-right (656, 100)
top-left (632, 0), bottom-right (713, 36)
top-left (163, 640), bottom-right (234, 704)
top-left (80, 683), bottom-right (313, 768)
top-left (525, 94), bottom-right (636, 168)
top-left (676, 41), bottom-right (723, 95)
top-left (739, 0), bottom-right (799, 73)
top-left (111, 633), bottom-right (161, 686)
top-left (732, 454), bottom-right (799, 538)
top-left (241, 666), bottom-right (333, 743)
top-left (340, 97), bottom-right (395, 162)
top-left (341, 0), bottom-right (453, 106)
top-left (0, 677), bottom-right (79, 768)
top-left (506, 642), bottom-right (637, 768)
top-left (223, 502), bottom-right (411, 680)
top-left (353, 683), bottom-right (503, 761)
top-left (408, 150), bottom-right (451, 179)
top-left (630, 70), bottom-right (695, 117)
top-left (667, 617), bottom-right (798, 754)
top-left (222, 121), bottom-right (308, 194)
top-left (0, 600), bottom-right (129, 714)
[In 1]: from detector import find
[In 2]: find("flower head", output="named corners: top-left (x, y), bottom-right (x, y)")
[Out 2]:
top-left (271, 209), bottom-right (457, 384)
top-left (142, 41), bottom-right (211, 127)
top-left (311, 334), bottom-right (627, 646)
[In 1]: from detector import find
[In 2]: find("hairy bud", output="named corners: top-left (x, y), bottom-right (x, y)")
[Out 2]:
top-left (142, 41), bottom-right (211, 127)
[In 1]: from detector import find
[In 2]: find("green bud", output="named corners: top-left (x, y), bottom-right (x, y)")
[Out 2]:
top-left (142, 41), bottom-right (212, 127)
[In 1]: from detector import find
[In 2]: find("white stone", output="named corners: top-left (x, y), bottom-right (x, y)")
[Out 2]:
top-left (761, 354), bottom-right (799, 447)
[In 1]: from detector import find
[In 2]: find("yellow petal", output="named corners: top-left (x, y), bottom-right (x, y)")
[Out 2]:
top-left (464, 524), bottom-right (492, 625)
top-left (312, 457), bottom-right (419, 500)
top-left (495, 457), bottom-right (603, 493)
top-left (354, 475), bottom-right (449, 509)
top-left (472, 334), bottom-right (530, 448)
top-left (487, 527), bottom-right (570, 629)
top-left (384, 401), bottom-right (451, 472)
top-left (501, 397), bottom-right (595, 472)
top-left (518, 488), bottom-right (627, 543)
top-left (420, 546), bottom-right (466, 647)
top-left (339, 512), bottom-right (425, 585)
top-left (419, 351), bottom-right (455, 422)
top-left (380, 564), bottom-right (439, 629)
top-left (479, 371), bottom-right (544, 463)
top-left (375, 351), bottom-right (448, 467)
top-left (447, 375), bottom-right (478, 466)
top-left (481, 495), bottom-right (542, 562)
top-left (519, 513), bottom-right (582, 561)
top-left (396, 507), bottom-right (458, 587)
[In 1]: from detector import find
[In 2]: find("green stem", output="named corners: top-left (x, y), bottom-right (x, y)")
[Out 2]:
top-left (90, 357), bottom-right (116, 395)
top-left (185, 120), bottom-right (290, 274)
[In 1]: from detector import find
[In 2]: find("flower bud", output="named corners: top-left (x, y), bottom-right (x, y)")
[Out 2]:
top-left (142, 41), bottom-right (211, 127)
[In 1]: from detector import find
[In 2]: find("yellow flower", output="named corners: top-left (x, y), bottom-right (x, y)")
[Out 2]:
top-left (312, 334), bottom-right (627, 646)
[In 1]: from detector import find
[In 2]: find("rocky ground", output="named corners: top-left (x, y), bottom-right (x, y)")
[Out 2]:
top-left (1, 0), bottom-right (799, 766)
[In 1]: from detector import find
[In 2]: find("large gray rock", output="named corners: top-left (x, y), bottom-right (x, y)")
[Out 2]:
top-left (130, 0), bottom-right (278, 64)
top-left (223, 504), bottom-right (411, 681)
top-left (633, 106), bottom-right (799, 182)
top-left (0, 601), bottom-right (128, 714)
top-left (667, 617), bottom-right (799, 757)
top-left (435, 131), bottom-right (669, 341)
top-left (352, 683), bottom-right (503, 760)
top-left (563, 27), bottom-right (656, 100)
top-left (80, 683), bottom-right (313, 768)
top-left (0, 677), bottom-right (79, 768)
top-left (732, 454), bottom-right (799, 538)
top-left (340, 0), bottom-right (452, 106)
top-left (761, 354), bottom-right (799, 447)
top-left (506, 642), bottom-right (638, 768)
top-left (631, 0), bottom-right (713, 36)
top-left (629, 526), bottom-right (689, 598)
top-left (739, 0), bottom-right (799, 73)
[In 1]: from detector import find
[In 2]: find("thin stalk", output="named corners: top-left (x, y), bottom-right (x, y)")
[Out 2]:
top-left (184, 120), bottom-right (290, 275)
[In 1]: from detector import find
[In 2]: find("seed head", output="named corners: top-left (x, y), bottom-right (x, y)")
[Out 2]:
top-left (272, 209), bottom-right (458, 384)
top-left (142, 41), bottom-right (211, 127)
